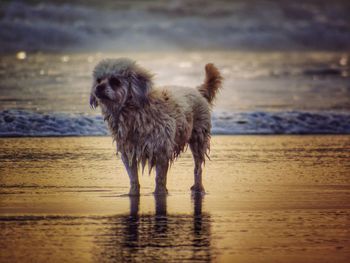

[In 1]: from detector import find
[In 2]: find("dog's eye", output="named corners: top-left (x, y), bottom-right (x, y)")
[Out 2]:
top-left (109, 77), bottom-right (121, 87)
top-left (96, 78), bottom-right (102, 84)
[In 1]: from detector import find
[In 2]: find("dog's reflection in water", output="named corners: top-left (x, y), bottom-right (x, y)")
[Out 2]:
top-left (95, 194), bottom-right (213, 262)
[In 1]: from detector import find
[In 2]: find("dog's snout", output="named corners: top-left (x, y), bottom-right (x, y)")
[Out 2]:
top-left (96, 83), bottom-right (106, 92)
top-left (94, 79), bottom-right (109, 100)
top-left (95, 80), bottom-right (107, 92)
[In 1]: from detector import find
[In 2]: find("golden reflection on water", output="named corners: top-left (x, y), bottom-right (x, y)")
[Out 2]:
top-left (92, 194), bottom-right (212, 262)
top-left (0, 136), bottom-right (350, 262)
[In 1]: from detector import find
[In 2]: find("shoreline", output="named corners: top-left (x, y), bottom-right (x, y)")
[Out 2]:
top-left (1, 134), bottom-right (350, 138)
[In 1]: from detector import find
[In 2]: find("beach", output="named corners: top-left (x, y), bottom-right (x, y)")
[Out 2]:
top-left (1, 135), bottom-right (349, 262)
top-left (1, 1), bottom-right (350, 262)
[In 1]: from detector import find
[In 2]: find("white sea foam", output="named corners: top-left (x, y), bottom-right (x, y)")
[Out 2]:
top-left (1, 110), bottom-right (349, 137)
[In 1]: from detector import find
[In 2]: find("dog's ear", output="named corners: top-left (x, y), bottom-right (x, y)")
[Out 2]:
top-left (129, 68), bottom-right (152, 107)
top-left (89, 93), bottom-right (98, 109)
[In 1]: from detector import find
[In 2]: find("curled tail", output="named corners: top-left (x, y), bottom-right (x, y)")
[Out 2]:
top-left (198, 63), bottom-right (223, 105)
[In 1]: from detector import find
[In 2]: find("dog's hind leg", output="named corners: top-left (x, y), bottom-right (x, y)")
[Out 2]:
top-left (189, 134), bottom-right (207, 193)
top-left (154, 160), bottom-right (169, 195)
top-left (121, 153), bottom-right (140, 196)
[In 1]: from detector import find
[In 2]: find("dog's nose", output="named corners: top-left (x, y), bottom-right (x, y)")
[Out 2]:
top-left (95, 78), bottom-right (108, 93)
top-left (96, 83), bottom-right (106, 93)
top-left (94, 83), bottom-right (107, 99)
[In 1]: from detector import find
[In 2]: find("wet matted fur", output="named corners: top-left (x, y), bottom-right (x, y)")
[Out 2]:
top-left (90, 58), bottom-right (222, 195)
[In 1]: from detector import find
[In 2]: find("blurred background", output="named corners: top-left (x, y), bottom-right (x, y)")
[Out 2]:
top-left (0, 0), bottom-right (349, 135)
top-left (1, 0), bottom-right (350, 52)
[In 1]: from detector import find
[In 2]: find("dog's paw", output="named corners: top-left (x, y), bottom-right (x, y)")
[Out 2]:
top-left (190, 184), bottom-right (205, 194)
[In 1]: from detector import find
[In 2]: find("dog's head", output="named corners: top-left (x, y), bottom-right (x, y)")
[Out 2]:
top-left (90, 58), bottom-right (153, 109)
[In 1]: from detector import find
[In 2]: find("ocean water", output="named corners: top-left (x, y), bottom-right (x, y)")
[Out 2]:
top-left (0, 1), bottom-right (349, 136)
top-left (0, 51), bottom-right (349, 136)
top-left (1, 0), bottom-right (350, 52)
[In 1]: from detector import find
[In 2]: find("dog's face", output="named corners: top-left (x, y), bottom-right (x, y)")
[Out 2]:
top-left (92, 74), bottom-right (129, 105)
top-left (90, 58), bottom-right (152, 109)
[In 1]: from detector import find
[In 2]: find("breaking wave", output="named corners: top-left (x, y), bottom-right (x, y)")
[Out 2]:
top-left (1, 109), bottom-right (349, 137)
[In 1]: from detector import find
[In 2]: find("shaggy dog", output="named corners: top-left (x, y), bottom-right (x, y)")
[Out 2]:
top-left (90, 58), bottom-right (222, 195)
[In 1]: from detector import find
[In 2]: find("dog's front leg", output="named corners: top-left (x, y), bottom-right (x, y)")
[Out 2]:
top-left (154, 160), bottom-right (169, 195)
top-left (121, 153), bottom-right (140, 196)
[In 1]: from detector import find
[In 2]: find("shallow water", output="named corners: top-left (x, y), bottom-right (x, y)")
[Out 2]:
top-left (1, 51), bottom-right (349, 113)
top-left (1, 136), bottom-right (349, 262)
top-left (0, 51), bottom-right (350, 136)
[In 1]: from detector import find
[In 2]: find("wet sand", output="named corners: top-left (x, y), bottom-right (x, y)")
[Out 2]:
top-left (0, 136), bottom-right (349, 262)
